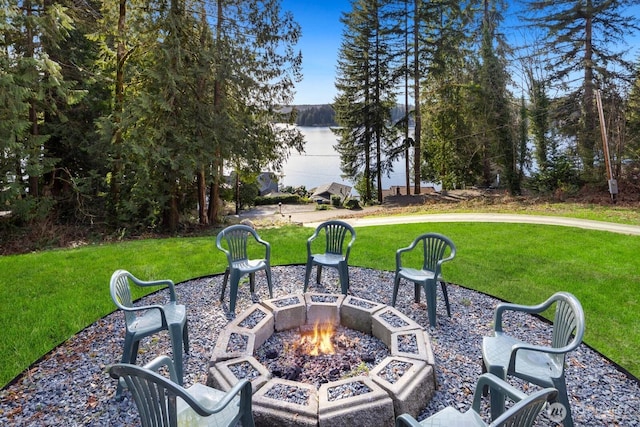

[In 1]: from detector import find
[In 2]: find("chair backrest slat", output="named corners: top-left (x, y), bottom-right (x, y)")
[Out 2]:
top-left (420, 235), bottom-right (450, 271)
top-left (218, 225), bottom-right (261, 263)
top-left (550, 293), bottom-right (584, 368)
top-left (111, 272), bottom-right (136, 324)
top-left (324, 222), bottom-right (349, 254)
top-left (490, 387), bottom-right (556, 427)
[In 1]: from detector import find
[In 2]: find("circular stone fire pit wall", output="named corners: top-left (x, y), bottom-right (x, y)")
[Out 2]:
top-left (208, 293), bottom-right (436, 427)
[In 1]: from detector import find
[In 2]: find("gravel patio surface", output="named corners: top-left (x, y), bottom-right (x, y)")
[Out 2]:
top-left (1, 265), bottom-right (638, 426)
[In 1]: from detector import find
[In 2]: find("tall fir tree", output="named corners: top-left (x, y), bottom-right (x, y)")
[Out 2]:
top-left (0, 0), bottom-right (78, 223)
top-left (334, 0), bottom-right (400, 203)
top-left (525, 0), bottom-right (640, 182)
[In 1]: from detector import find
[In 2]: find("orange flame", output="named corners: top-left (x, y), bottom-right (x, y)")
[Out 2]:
top-left (301, 322), bottom-right (335, 356)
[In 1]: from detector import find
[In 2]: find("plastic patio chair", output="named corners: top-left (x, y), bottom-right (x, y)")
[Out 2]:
top-left (110, 269), bottom-right (189, 398)
top-left (109, 355), bottom-right (255, 427)
top-left (216, 224), bottom-right (273, 313)
top-left (303, 220), bottom-right (356, 295)
top-left (481, 291), bottom-right (585, 427)
top-left (392, 233), bottom-right (456, 327)
top-left (396, 373), bottom-right (557, 427)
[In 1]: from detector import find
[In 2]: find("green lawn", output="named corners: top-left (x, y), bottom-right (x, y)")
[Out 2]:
top-left (1, 219), bottom-right (639, 388)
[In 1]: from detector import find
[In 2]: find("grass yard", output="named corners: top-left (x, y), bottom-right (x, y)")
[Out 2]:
top-left (1, 215), bottom-right (639, 388)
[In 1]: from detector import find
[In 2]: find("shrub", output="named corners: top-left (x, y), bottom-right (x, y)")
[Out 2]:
top-left (345, 199), bottom-right (361, 210)
top-left (254, 194), bottom-right (303, 206)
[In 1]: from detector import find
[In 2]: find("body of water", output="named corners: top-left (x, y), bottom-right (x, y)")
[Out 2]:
top-left (279, 126), bottom-right (417, 192)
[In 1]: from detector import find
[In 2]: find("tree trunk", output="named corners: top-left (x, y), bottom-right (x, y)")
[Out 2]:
top-left (412, 0), bottom-right (421, 195)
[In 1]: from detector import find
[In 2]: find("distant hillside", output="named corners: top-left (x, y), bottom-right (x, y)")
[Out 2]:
top-left (283, 104), bottom-right (414, 127)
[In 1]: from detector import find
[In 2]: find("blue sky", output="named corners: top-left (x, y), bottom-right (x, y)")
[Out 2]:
top-left (282, 1), bottom-right (640, 106)
top-left (281, 0), bottom-right (347, 105)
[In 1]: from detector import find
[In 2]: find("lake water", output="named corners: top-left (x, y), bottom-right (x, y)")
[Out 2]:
top-left (279, 126), bottom-right (414, 192)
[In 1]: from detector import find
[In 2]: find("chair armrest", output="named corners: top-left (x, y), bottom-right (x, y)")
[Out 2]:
top-left (472, 373), bottom-right (526, 412)
top-left (493, 297), bottom-right (555, 333)
top-left (116, 302), bottom-right (169, 325)
top-left (344, 234), bottom-right (355, 261)
top-left (129, 275), bottom-right (178, 302)
top-left (507, 340), bottom-right (579, 373)
top-left (143, 355), bottom-right (179, 383)
top-left (395, 413), bottom-right (423, 427)
top-left (306, 232), bottom-right (319, 255)
top-left (395, 245), bottom-right (414, 269)
top-left (185, 379), bottom-right (253, 418)
top-left (257, 237), bottom-right (271, 261)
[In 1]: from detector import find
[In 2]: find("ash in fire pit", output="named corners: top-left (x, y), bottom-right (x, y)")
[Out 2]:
top-left (255, 324), bottom-right (390, 389)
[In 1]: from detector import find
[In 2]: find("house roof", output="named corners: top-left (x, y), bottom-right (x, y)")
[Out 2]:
top-left (311, 182), bottom-right (352, 199)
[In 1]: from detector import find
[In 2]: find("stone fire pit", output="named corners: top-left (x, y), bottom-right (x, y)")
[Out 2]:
top-left (208, 293), bottom-right (436, 427)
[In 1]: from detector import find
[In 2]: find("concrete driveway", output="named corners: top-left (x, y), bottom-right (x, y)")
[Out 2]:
top-left (241, 204), bottom-right (640, 235)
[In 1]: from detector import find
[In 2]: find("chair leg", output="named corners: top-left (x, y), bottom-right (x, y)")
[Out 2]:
top-left (182, 321), bottom-right (190, 353)
top-left (229, 270), bottom-right (241, 313)
top-left (424, 281), bottom-right (437, 327)
top-left (249, 273), bottom-right (255, 293)
top-left (338, 263), bottom-right (349, 295)
top-left (220, 267), bottom-right (230, 302)
top-left (169, 324), bottom-right (184, 386)
top-left (440, 281), bottom-right (451, 317)
top-left (116, 336), bottom-right (139, 398)
top-left (316, 264), bottom-right (323, 284)
top-left (552, 377), bottom-right (574, 427)
top-left (414, 282), bottom-right (421, 303)
top-left (487, 366), bottom-right (507, 421)
top-left (391, 274), bottom-right (401, 306)
top-left (303, 259), bottom-right (313, 292)
top-left (265, 265), bottom-right (273, 298)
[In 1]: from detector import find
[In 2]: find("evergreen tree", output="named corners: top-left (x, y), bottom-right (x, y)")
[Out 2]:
top-left (627, 63), bottom-right (640, 167)
top-left (525, 0), bottom-right (640, 182)
top-left (0, 0), bottom-right (78, 223)
top-left (476, 0), bottom-right (519, 194)
top-left (206, 0), bottom-right (303, 223)
top-left (334, 0), bottom-right (400, 203)
top-left (420, 0), bottom-right (480, 190)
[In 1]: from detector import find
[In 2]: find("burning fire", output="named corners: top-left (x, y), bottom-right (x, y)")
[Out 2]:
top-left (299, 322), bottom-right (335, 356)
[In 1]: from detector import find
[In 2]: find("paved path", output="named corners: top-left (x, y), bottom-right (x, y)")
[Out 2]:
top-left (242, 205), bottom-right (640, 235)
top-left (328, 213), bottom-right (640, 235)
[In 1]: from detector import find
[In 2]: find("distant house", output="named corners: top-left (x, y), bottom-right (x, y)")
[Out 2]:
top-left (311, 182), bottom-right (352, 203)
top-left (257, 172), bottom-right (279, 196)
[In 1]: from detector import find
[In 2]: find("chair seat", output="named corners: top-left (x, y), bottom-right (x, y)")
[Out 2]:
top-left (483, 333), bottom-right (563, 383)
top-left (177, 383), bottom-right (241, 427)
top-left (397, 267), bottom-right (439, 283)
top-left (420, 406), bottom-right (486, 426)
top-left (129, 303), bottom-right (186, 335)
top-left (231, 259), bottom-right (268, 274)
top-left (310, 253), bottom-right (345, 267)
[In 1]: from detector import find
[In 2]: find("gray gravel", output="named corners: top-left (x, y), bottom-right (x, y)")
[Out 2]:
top-left (1, 265), bottom-right (638, 426)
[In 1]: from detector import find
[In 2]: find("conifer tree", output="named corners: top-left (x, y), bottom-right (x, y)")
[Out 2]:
top-left (525, 0), bottom-right (640, 182)
top-left (334, 0), bottom-right (400, 203)
top-left (420, 0), bottom-right (480, 190)
top-left (477, 0), bottom-right (519, 193)
top-left (0, 0), bottom-right (77, 223)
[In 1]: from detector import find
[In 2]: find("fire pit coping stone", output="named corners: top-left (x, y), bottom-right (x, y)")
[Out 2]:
top-left (207, 292), bottom-right (436, 427)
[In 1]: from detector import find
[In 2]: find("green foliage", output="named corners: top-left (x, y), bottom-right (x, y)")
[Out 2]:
top-left (524, 0), bottom-right (640, 178)
top-left (526, 152), bottom-right (583, 194)
top-left (333, 0), bottom-right (402, 204)
top-left (280, 185), bottom-right (310, 198)
top-left (296, 105), bottom-right (337, 126)
top-left (331, 195), bottom-right (342, 207)
top-left (255, 194), bottom-right (303, 205)
top-left (345, 199), bottom-right (361, 210)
